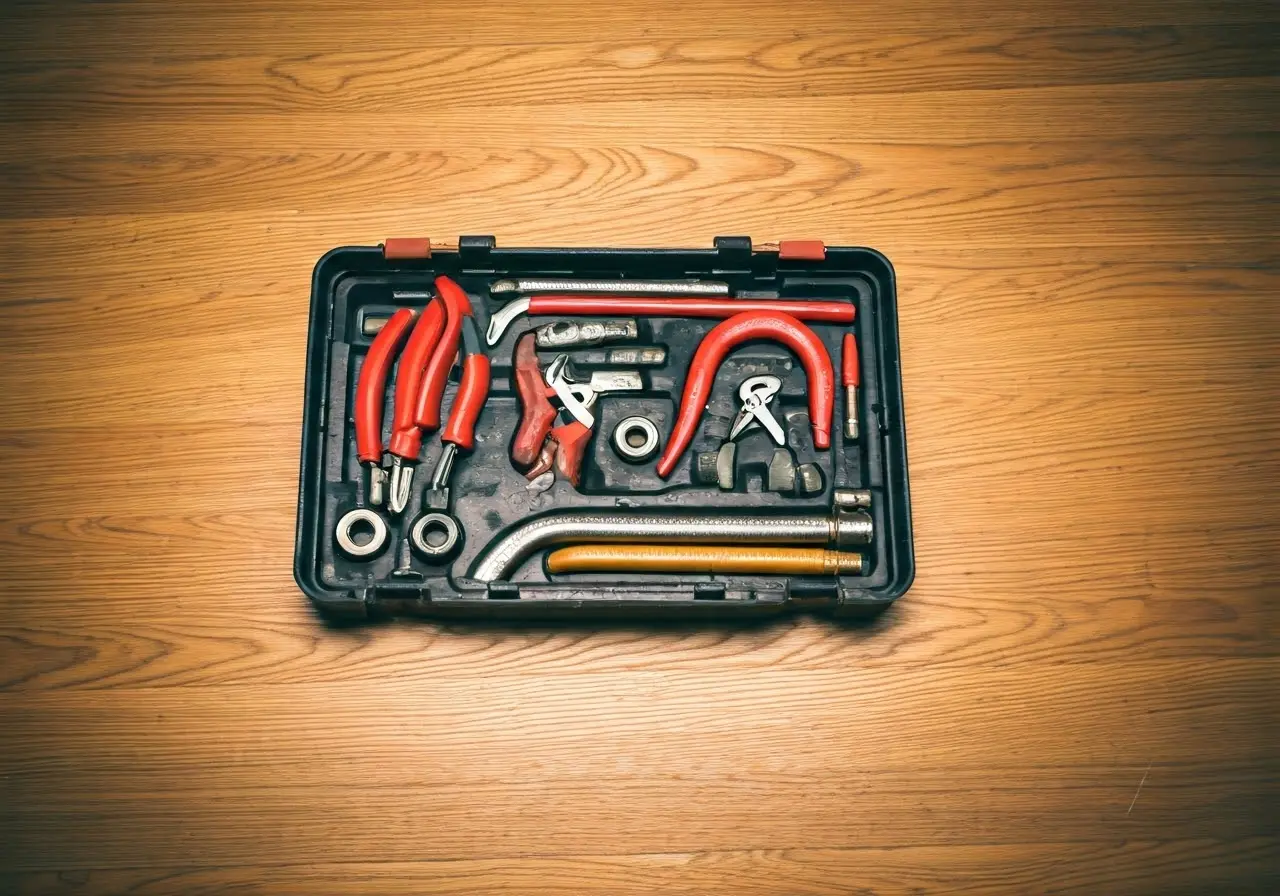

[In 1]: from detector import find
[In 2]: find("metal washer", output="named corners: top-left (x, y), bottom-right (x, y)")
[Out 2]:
top-left (334, 508), bottom-right (389, 557)
top-left (612, 416), bottom-right (661, 462)
top-left (410, 512), bottom-right (462, 559)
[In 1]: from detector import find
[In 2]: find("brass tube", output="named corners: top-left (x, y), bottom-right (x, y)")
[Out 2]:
top-left (546, 545), bottom-right (863, 576)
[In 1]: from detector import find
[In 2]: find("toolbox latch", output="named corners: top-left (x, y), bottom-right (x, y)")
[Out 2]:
top-left (382, 238), bottom-right (432, 260)
top-left (713, 235), bottom-right (753, 269)
top-left (778, 240), bottom-right (826, 261)
top-left (458, 234), bottom-right (496, 267)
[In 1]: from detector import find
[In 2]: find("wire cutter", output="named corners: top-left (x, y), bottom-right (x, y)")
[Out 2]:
top-left (386, 276), bottom-right (474, 514)
top-left (728, 375), bottom-right (786, 445)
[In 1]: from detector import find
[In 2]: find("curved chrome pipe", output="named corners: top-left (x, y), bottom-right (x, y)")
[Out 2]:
top-left (470, 509), bottom-right (872, 582)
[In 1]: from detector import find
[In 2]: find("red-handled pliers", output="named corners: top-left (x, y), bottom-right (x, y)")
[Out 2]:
top-left (354, 307), bottom-right (415, 507)
top-left (655, 311), bottom-right (835, 479)
top-left (387, 276), bottom-right (473, 514)
top-left (426, 314), bottom-right (491, 493)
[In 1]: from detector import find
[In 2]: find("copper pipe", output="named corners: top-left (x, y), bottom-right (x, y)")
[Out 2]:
top-left (545, 545), bottom-right (863, 576)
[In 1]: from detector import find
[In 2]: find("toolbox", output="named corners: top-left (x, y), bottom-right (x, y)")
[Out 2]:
top-left (294, 236), bottom-right (913, 621)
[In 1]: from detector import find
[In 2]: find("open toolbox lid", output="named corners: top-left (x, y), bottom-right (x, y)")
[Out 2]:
top-left (294, 237), bottom-right (913, 621)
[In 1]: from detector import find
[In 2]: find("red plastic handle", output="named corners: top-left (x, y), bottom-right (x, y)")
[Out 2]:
top-left (550, 421), bottom-right (592, 487)
top-left (841, 332), bottom-right (860, 388)
top-left (527, 296), bottom-right (854, 324)
top-left (415, 276), bottom-right (474, 430)
top-left (511, 332), bottom-right (558, 467)
top-left (387, 299), bottom-right (444, 459)
top-left (442, 353), bottom-right (491, 451)
top-left (656, 311), bottom-right (835, 479)
top-left (354, 307), bottom-right (414, 464)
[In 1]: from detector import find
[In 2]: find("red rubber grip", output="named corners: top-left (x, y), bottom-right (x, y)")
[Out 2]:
top-left (387, 299), bottom-right (444, 459)
top-left (415, 276), bottom-right (474, 430)
top-left (527, 296), bottom-right (854, 323)
top-left (550, 421), bottom-right (592, 487)
top-left (354, 307), bottom-right (414, 464)
top-left (841, 332), bottom-right (860, 388)
top-left (656, 311), bottom-right (835, 479)
top-left (442, 354), bottom-right (491, 451)
top-left (511, 332), bottom-right (558, 467)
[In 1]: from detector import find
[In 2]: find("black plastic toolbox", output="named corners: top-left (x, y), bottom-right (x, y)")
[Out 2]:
top-left (294, 236), bottom-right (913, 621)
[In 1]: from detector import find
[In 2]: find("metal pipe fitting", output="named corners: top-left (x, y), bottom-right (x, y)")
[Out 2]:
top-left (469, 508), bottom-right (872, 582)
top-left (833, 488), bottom-right (872, 509)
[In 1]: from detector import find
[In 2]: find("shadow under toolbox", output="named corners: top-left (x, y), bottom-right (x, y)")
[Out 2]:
top-left (294, 237), bottom-right (913, 620)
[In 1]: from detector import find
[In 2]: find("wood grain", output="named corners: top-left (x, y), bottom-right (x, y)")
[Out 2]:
top-left (1, 0), bottom-right (1277, 892)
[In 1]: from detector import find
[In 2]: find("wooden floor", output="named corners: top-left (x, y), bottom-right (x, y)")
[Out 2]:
top-left (1, 1), bottom-right (1277, 893)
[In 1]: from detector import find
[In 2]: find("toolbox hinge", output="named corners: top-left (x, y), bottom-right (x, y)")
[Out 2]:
top-left (786, 578), bottom-right (840, 606)
top-left (382, 238), bottom-right (432, 260)
top-left (712, 235), bottom-right (753, 270)
top-left (458, 234), bottom-right (496, 267)
top-left (777, 239), bottom-right (827, 261)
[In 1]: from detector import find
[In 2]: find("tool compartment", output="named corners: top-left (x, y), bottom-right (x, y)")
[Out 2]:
top-left (294, 237), bottom-right (913, 620)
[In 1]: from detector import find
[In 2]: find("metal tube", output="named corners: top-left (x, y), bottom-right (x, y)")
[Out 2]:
top-left (469, 509), bottom-right (872, 582)
top-left (546, 544), bottom-right (863, 576)
top-left (491, 278), bottom-right (730, 296)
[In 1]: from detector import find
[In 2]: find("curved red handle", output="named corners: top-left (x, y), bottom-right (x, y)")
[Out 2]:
top-left (354, 307), bottom-right (414, 464)
top-left (415, 276), bottom-right (474, 430)
top-left (511, 332), bottom-right (558, 467)
top-left (387, 299), bottom-right (444, 459)
top-left (528, 296), bottom-right (854, 323)
top-left (442, 353), bottom-right (491, 451)
top-left (656, 311), bottom-right (835, 479)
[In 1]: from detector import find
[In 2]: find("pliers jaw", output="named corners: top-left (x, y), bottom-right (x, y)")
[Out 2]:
top-left (365, 462), bottom-right (388, 508)
top-left (386, 455), bottom-right (414, 515)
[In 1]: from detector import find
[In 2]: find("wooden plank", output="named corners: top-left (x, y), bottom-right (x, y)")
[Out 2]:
top-left (4, 135), bottom-right (1277, 221)
top-left (0, 662), bottom-right (1275, 868)
top-left (4, 1), bottom-right (1274, 57)
top-left (3, 838), bottom-right (1279, 895)
top-left (2, 79), bottom-right (1278, 165)
top-left (5, 27), bottom-right (1277, 121)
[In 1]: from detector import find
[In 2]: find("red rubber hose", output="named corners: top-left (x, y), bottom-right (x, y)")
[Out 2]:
top-left (656, 312), bottom-right (835, 479)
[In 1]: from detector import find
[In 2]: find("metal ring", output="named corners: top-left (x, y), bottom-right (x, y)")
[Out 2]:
top-left (612, 416), bottom-right (660, 462)
top-left (410, 512), bottom-right (462, 558)
top-left (335, 508), bottom-right (389, 558)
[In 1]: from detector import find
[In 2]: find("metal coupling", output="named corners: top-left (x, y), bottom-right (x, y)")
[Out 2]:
top-left (833, 488), bottom-right (872, 509)
top-left (535, 319), bottom-right (638, 349)
top-left (568, 346), bottom-right (668, 368)
top-left (470, 508), bottom-right (873, 582)
top-left (830, 510), bottom-right (873, 549)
